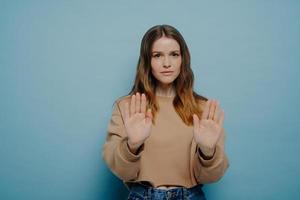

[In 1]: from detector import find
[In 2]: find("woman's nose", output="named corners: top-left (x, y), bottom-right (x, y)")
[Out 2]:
top-left (163, 57), bottom-right (171, 68)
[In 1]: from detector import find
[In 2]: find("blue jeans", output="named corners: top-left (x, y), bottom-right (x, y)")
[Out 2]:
top-left (127, 182), bottom-right (206, 200)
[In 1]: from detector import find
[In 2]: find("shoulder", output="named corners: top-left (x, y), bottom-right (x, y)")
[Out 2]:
top-left (113, 94), bottom-right (131, 109)
top-left (193, 92), bottom-right (208, 109)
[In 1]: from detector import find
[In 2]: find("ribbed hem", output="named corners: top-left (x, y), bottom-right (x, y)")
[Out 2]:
top-left (119, 138), bottom-right (144, 162)
top-left (197, 146), bottom-right (218, 167)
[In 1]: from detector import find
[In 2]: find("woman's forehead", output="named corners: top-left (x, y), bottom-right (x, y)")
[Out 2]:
top-left (151, 37), bottom-right (180, 52)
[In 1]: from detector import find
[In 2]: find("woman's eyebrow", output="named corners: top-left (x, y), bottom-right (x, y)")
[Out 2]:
top-left (152, 50), bottom-right (180, 53)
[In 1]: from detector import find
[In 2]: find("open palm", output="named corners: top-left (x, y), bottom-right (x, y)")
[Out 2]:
top-left (121, 92), bottom-right (153, 148)
top-left (193, 99), bottom-right (224, 156)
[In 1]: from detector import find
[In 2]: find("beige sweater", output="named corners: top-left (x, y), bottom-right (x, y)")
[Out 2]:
top-left (102, 95), bottom-right (229, 188)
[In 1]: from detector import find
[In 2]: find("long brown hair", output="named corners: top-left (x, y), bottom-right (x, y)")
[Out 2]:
top-left (128, 24), bottom-right (207, 126)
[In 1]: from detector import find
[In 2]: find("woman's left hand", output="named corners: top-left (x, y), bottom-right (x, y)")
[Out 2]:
top-left (193, 99), bottom-right (225, 157)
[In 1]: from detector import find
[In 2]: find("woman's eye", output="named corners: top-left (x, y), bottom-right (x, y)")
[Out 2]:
top-left (153, 54), bottom-right (160, 58)
top-left (172, 53), bottom-right (179, 57)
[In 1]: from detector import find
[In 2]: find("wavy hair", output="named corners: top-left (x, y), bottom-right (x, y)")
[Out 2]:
top-left (128, 24), bottom-right (207, 126)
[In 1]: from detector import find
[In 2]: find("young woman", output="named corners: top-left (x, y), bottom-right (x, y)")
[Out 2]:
top-left (102, 24), bottom-right (229, 200)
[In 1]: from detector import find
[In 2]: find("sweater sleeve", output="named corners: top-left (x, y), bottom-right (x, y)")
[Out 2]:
top-left (192, 128), bottom-right (229, 184)
top-left (102, 100), bottom-right (143, 182)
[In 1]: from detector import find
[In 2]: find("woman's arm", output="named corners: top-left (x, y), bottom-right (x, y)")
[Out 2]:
top-left (192, 128), bottom-right (229, 183)
top-left (102, 100), bottom-right (143, 181)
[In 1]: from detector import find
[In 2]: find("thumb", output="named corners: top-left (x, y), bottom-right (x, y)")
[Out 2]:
top-left (146, 108), bottom-right (153, 124)
top-left (193, 114), bottom-right (200, 128)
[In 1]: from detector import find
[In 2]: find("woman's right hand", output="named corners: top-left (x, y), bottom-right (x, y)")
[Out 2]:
top-left (121, 92), bottom-right (153, 152)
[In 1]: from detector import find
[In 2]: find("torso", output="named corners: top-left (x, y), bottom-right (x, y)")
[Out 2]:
top-left (156, 185), bottom-right (182, 190)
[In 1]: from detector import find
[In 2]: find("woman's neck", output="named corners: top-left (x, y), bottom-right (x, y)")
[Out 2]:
top-left (155, 84), bottom-right (176, 97)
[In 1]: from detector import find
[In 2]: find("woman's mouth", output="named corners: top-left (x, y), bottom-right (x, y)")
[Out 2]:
top-left (161, 71), bottom-right (173, 76)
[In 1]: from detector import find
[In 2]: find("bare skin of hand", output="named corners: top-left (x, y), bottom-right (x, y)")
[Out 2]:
top-left (193, 99), bottom-right (225, 157)
top-left (120, 92), bottom-right (153, 153)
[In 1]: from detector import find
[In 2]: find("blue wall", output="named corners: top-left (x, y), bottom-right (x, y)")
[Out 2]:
top-left (1, 1), bottom-right (299, 199)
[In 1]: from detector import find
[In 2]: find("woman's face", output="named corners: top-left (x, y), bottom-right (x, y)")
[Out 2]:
top-left (151, 36), bottom-right (182, 87)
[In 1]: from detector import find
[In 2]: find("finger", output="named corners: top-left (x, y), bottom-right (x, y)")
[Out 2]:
top-left (214, 100), bottom-right (221, 122)
top-left (208, 99), bottom-right (216, 120)
top-left (145, 108), bottom-right (153, 124)
top-left (141, 93), bottom-right (146, 114)
top-left (136, 92), bottom-right (141, 113)
top-left (124, 102), bottom-right (130, 120)
top-left (201, 100), bottom-right (210, 119)
top-left (130, 94), bottom-right (136, 115)
top-left (218, 110), bottom-right (225, 127)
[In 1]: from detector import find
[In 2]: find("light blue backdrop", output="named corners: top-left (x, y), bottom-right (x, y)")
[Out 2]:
top-left (1, 0), bottom-right (299, 199)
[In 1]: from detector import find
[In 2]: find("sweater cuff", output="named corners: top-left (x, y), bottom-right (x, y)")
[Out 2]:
top-left (197, 145), bottom-right (218, 167)
top-left (119, 138), bottom-right (144, 162)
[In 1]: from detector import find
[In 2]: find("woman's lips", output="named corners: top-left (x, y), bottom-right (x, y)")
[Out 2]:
top-left (161, 71), bottom-right (173, 75)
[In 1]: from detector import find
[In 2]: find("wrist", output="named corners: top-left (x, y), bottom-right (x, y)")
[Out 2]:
top-left (127, 140), bottom-right (143, 154)
top-left (198, 146), bottom-right (216, 159)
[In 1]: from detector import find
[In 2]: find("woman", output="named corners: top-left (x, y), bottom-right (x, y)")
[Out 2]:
top-left (102, 24), bottom-right (229, 200)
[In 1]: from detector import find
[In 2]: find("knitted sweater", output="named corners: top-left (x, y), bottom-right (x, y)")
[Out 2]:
top-left (102, 95), bottom-right (229, 188)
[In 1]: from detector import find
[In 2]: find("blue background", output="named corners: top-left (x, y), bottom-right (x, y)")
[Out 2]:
top-left (1, 0), bottom-right (300, 199)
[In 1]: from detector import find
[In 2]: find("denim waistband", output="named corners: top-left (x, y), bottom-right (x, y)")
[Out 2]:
top-left (127, 182), bottom-right (204, 200)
